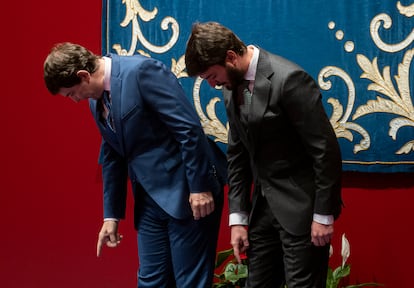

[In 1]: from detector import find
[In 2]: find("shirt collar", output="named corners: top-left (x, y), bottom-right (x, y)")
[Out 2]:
top-left (245, 45), bottom-right (259, 81)
top-left (103, 56), bottom-right (111, 91)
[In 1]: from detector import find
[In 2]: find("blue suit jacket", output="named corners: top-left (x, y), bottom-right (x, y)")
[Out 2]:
top-left (89, 54), bottom-right (226, 223)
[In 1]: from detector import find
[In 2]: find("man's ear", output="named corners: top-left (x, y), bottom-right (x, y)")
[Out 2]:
top-left (76, 70), bottom-right (90, 82)
top-left (225, 50), bottom-right (238, 66)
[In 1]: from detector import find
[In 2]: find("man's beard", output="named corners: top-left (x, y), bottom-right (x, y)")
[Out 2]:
top-left (225, 65), bottom-right (245, 90)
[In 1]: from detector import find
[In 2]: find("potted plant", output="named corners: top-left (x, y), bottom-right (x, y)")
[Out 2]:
top-left (212, 233), bottom-right (383, 288)
top-left (213, 248), bottom-right (248, 288)
top-left (326, 233), bottom-right (383, 288)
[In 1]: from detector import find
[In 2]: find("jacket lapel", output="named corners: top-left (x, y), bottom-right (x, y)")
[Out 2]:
top-left (248, 49), bottom-right (273, 156)
top-left (224, 88), bottom-right (250, 148)
top-left (107, 54), bottom-right (126, 156)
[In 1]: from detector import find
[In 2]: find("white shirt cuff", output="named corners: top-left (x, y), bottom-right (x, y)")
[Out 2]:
top-left (104, 218), bottom-right (119, 222)
top-left (229, 212), bottom-right (249, 226)
top-left (230, 213), bottom-right (333, 225)
top-left (313, 213), bottom-right (334, 225)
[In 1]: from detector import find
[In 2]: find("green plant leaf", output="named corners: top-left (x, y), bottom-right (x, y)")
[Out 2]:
top-left (326, 267), bottom-right (335, 288)
top-left (213, 283), bottom-right (234, 288)
top-left (214, 273), bottom-right (226, 280)
top-left (345, 283), bottom-right (384, 288)
top-left (236, 263), bottom-right (248, 278)
top-left (223, 262), bottom-right (248, 284)
top-left (333, 264), bottom-right (351, 279)
top-left (215, 248), bottom-right (235, 268)
top-left (224, 263), bottom-right (238, 283)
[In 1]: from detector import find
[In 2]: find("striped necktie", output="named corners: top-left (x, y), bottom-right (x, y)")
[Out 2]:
top-left (102, 91), bottom-right (115, 132)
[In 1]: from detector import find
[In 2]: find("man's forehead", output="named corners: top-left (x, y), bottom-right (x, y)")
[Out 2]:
top-left (200, 66), bottom-right (218, 79)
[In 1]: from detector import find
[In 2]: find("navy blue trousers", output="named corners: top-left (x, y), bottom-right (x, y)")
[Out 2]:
top-left (136, 191), bottom-right (223, 288)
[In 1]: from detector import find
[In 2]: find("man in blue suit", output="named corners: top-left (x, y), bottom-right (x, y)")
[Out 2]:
top-left (43, 42), bottom-right (226, 288)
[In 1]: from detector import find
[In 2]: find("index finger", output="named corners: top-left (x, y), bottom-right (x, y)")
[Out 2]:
top-left (96, 237), bottom-right (104, 257)
top-left (232, 245), bottom-right (242, 264)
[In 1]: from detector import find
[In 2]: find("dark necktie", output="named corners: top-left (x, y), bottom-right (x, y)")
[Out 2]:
top-left (242, 80), bottom-right (252, 105)
top-left (102, 91), bottom-right (115, 132)
top-left (238, 80), bottom-right (251, 125)
top-left (237, 80), bottom-right (252, 106)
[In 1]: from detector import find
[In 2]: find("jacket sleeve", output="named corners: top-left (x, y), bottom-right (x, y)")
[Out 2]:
top-left (227, 125), bottom-right (253, 214)
top-left (135, 58), bottom-right (215, 192)
top-left (98, 138), bottom-right (129, 219)
top-left (281, 70), bottom-right (342, 218)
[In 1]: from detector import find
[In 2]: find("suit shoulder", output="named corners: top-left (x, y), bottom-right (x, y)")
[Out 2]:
top-left (259, 49), bottom-right (304, 72)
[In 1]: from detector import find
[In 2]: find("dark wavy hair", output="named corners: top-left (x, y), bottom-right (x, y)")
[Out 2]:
top-left (185, 22), bottom-right (247, 77)
top-left (43, 42), bottom-right (99, 95)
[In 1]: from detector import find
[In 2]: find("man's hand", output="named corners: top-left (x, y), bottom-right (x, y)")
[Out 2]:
top-left (189, 191), bottom-right (214, 220)
top-left (96, 220), bottom-right (123, 257)
top-left (311, 221), bottom-right (334, 246)
top-left (231, 225), bottom-right (249, 264)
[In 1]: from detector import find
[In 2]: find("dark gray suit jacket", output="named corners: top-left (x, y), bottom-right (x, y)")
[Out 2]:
top-left (223, 48), bottom-right (342, 236)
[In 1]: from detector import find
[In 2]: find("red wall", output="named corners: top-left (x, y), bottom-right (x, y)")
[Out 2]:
top-left (1, 1), bottom-right (412, 287)
top-left (336, 172), bottom-right (414, 288)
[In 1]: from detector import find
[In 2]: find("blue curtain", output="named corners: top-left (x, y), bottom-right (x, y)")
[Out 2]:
top-left (102, 0), bottom-right (414, 172)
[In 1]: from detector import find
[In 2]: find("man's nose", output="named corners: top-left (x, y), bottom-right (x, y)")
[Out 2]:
top-left (69, 95), bottom-right (80, 103)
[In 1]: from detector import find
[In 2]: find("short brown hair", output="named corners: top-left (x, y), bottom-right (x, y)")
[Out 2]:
top-left (185, 22), bottom-right (247, 77)
top-left (43, 42), bottom-right (99, 94)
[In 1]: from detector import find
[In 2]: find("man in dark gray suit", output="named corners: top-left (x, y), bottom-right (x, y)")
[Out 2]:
top-left (185, 22), bottom-right (343, 288)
